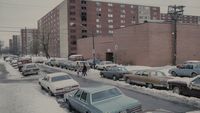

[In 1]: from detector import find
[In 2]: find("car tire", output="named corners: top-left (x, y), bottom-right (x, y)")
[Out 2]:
top-left (100, 73), bottom-right (104, 78)
top-left (171, 71), bottom-right (177, 76)
top-left (173, 86), bottom-right (180, 94)
top-left (146, 83), bottom-right (153, 89)
top-left (66, 100), bottom-right (73, 112)
top-left (191, 72), bottom-right (197, 77)
top-left (48, 88), bottom-right (54, 96)
top-left (112, 75), bottom-right (117, 81)
top-left (126, 78), bottom-right (131, 84)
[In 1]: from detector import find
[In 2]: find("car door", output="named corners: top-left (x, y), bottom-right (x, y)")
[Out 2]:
top-left (70, 89), bottom-right (83, 111)
top-left (79, 91), bottom-right (91, 113)
top-left (140, 71), bottom-right (150, 85)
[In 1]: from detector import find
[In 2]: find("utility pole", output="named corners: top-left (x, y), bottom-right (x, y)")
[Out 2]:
top-left (168, 5), bottom-right (185, 65)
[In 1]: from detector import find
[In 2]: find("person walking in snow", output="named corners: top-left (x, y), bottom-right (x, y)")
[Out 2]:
top-left (82, 63), bottom-right (87, 76)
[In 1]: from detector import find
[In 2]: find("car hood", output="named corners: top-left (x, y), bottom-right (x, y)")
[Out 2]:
top-left (52, 79), bottom-right (79, 89)
top-left (93, 95), bottom-right (140, 113)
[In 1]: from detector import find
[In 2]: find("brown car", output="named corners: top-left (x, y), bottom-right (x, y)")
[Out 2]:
top-left (124, 70), bottom-right (173, 88)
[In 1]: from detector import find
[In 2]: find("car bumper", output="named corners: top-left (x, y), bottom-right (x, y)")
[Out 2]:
top-left (54, 87), bottom-right (79, 96)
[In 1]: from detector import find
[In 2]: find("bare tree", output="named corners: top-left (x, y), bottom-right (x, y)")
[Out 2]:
top-left (41, 31), bottom-right (50, 59)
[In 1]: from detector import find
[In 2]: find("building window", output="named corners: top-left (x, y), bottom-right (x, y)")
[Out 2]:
top-left (120, 15), bottom-right (125, 18)
top-left (108, 19), bottom-right (113, 23)
top-left (96, 30), bottom-right (102, 34)
top-left (82, 30), bottom-right (87, 33)
top-left (70, 12), bottom-right (76, 15)
top-left (82, 24), bottom-right (87, 27)
top-left (70, 17), bottom-right (76, 21)
top-left (81, 0), bottom-right (86, 4)
top-left (70, 35), bottom-right (76, 39)
top-left (97, 13), bottom-right (101, 17)
top-left (70, 29), bottom-right (76, 33)
top-left (131, 5), bottom-right (134, 8)
top-left (131, 21), bottom-right (136, 24)
top-left (108, 14), bottom-right (113, 18)
top-left (81, 7), bottom-right (86, 10)
top-left (82, 35), bottom-right (87, 38)
top-left (96, 19), bottom-right (100, 22)
top-left (96, 8), bottom-right (101, 12)
top-left (108, 3), bottom-right (113, 7)
top-left (71, 41), bottom-right (77, 45)
top-left (108, 25), bottom-right (113, 28)
top-left (152, 7), bottom-right (157, 10)
top-left (96, 24), bottom-right (101, 28)
top-left (70, 6), bottom-right (76, 9)
top-left (121, 9), bottom-right (126, 14)
top-left (108, 30), bottom-right (113, 34)
top-left (108, 9), bottom-right (112, 13)
top-left (70, 0), bottom-right (75, 3)
top-left (120, 25), bottom-right (125, 28)
top-left (121, 20), bottom-right (125, 24)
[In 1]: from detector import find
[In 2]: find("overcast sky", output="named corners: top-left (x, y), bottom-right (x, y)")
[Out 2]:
top-left (1, 0), bottom-right (200, 47)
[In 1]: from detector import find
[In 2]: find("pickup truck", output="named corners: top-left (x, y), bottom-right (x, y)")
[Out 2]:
top-left (168, 75), bottom-right (200, 98)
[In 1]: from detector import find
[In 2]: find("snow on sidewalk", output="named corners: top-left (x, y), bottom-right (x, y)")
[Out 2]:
top-left (0, 59), bottom-right (22, 79)
top-left (0, 83), bottom-right (68, 113)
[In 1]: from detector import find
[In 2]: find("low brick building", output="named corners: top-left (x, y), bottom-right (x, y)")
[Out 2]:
top-left (77, 22), bottom-right (200, 66)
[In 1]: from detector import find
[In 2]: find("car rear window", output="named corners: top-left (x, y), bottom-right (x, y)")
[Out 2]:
top-left (51, 75), bottom-right (71, 82)
top-left (92, 88), bottom-right (122, 102)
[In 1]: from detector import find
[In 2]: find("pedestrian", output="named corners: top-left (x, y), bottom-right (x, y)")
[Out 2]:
top-left (76, 62), bottom-right (81, 76)
top-left (82, 63), bottom-right (87, 76)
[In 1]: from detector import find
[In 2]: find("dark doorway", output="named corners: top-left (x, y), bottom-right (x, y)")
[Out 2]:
top-left (106, 52), bottom-right (113, 62)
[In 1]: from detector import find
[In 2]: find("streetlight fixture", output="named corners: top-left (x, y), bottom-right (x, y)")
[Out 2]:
top-left (70, 22), bottom-right (96, 68)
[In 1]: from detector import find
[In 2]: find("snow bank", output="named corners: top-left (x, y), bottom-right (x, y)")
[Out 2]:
top-left (0, 59), bottom-right (22, 79)
top-left (0, 83), bottom-right (68, 113)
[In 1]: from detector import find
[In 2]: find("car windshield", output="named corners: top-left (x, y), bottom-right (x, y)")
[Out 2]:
top-left (51, 75), bottom-right (71, 82)
top-left (92, 88), bottom-right (122, 103)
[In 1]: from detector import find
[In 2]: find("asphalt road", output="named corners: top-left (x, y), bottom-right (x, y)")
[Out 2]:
top-left (38, 65), bottom-right (199, 113)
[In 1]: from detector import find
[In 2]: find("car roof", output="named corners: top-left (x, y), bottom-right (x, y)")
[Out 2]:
top-left (80, 85), bottom-right (117, 94)
top-left (46, 72), bottom-right (69, 78)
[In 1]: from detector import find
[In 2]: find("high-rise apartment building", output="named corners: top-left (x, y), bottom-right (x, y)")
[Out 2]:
top-left (38, 0), bottom-right (160, 57)
top-left (21, 28), bottom-right (38, 55)
top-left (161, 13), bottom-right (200, 24)
top-left (12, 35), bottom-right (21, 55)
top-left (9, 39), bottom-right (13, 54)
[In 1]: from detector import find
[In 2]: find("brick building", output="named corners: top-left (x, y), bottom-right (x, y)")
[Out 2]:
top-left (161, 13), bottom-right (200, 24)
top-left (21, 29), bottom-right (38, 55)
top-left (38, 0), bottom-right (160, 57)
top-left (77, 22), bottom-right (200, 66)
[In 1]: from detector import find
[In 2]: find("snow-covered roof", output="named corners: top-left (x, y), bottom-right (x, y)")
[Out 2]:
top-left (46, 72), bottom-right (69, 77)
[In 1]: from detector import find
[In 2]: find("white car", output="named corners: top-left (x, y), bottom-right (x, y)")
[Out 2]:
top-left (22, 63), bottom-right (39, 76)
top-left (39, 72), bottom-right (79, 96)
top-left (96, 61), bottom-right (117, 70)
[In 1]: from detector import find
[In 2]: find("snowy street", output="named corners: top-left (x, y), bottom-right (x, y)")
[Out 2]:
top-left (0, 60), bottom-right (200, 113)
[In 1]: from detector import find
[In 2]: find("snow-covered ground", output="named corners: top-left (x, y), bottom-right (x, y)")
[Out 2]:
top-left (0, 83), bottom-right (68, 113)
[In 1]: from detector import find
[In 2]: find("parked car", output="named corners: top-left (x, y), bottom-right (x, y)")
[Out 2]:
top-left (169, 63), bottom-right (200, 77)
top-left (49, 59), bottom-right (57, 66)
top-left (168, 75), bottom-right (200, 98)
top-left (87, 59), bottom-right (101, 68)
top-left (124, 70), bottom-right (173, 88)
top-left (39, 72), bottom-right (79, 96)
top-left (100, 66), bottom-right (130, 81)
top-left (10, 59), bottom-right (18, 68)
top-left (21, 63), bottom-right (39, 76)
top-left (60, 60), bottom-right (73, 69)
top-left (96, 61), bottom-right (117, 70)
top-left (64, 85), bottom-right (142, 113)
top-left (18, 57), bottom-right (32, 72)
top-left (54, 58), bottom-right (68, 67)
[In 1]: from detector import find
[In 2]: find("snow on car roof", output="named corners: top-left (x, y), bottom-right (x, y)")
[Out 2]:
top-left (81, 85), bottom-right (117, 94)
top-left (46, 72), bottom-right (69, 77)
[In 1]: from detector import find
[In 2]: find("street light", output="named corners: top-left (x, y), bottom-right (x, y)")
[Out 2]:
top-left (70, 22), bottom-right (96, 68)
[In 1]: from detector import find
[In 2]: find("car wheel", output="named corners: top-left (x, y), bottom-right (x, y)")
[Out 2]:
top-left (171, 71), bottom-right (177, 76)
top-left (146, 83), bottom-right (153, 89)
top-left (173, 86), bottom-right (180, 94)
top-left (100, 73), bottom-right (104, 78)
top-left (48, 88), bottom-right (54, 96)
top-left (126, 78), bottom-right (131, 84)
top-left (191, 72), bottom-right (197, 77)
top-left (112, 75), bottom-right (117, 81)
top-left (66, 100), bottom-right (73, 112)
